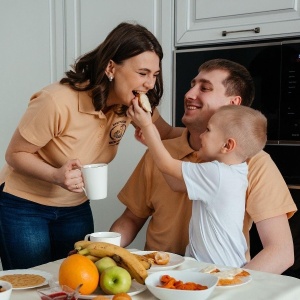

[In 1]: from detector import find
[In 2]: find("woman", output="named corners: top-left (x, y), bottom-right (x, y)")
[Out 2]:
top-left (0, 22), bottom-right (172, 269)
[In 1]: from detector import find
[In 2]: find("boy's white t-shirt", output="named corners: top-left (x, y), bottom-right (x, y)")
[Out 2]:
top-left (182, 160), bottom-right (248, 268)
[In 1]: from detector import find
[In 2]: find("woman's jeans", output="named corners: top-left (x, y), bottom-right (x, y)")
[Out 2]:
top-left (0, 187), bottom-right (94, 270)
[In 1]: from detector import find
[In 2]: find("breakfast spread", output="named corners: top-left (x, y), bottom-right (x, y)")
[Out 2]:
top-left (0, 273), bottom-right (45, 288)
top-left (73, 240), bottom-right (149, 285)
top-left (200, 265), bottom-right (250, 286)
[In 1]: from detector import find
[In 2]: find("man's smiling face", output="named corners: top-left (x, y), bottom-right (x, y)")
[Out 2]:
top-left (181, 69), bottom-right (234, 134)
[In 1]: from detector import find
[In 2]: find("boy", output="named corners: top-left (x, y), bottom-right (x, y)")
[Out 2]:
top-left (127, 102), bottom-right (267, 267)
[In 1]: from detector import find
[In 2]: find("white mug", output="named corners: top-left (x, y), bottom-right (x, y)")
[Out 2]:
top-left (84, 232), bottom-right (121, 246)
top-left (81, 163), bottom-right (108, 200)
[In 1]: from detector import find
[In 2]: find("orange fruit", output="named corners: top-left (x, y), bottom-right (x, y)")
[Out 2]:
top-left (112, 293), bottom-right (132, 300)
top-left (59, 254), bottom-right (99, 295)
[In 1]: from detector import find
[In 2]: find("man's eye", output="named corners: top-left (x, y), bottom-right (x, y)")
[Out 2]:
top-left (139, 73), bottom-right (147, 76)
top-left (201, 86), bottom-right (210, 91)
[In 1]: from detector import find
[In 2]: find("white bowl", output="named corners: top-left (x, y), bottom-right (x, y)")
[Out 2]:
top-left (145, 270), bottom-right (218, 300)
top-left (0, 280), bottom-right (12, 300)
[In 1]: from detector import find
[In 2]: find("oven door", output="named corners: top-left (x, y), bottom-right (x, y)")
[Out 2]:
top-left (174, 41), bottom-right (282, 141)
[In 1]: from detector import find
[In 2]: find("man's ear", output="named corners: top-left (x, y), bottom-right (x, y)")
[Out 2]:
top-left (105, 60), bottom-right (115, 78)
top-left (222, 138), bottom-right (236, 153)
top-left (230, 96), bottom-right (242, 105)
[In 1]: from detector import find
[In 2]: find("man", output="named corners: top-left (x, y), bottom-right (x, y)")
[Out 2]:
top-left (110, 59), bottom-right (297, 274)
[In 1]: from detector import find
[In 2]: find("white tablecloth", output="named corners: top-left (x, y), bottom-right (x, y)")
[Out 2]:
top-left (9, 257), bottom-right (300, 300)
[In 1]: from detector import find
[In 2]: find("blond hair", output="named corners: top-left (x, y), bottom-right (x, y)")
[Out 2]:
top-left (213, 105), bottom-right (267, 159)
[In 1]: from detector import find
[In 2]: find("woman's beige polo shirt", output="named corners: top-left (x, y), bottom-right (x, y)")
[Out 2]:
top-left (3, 82), bottom-right (131, 206)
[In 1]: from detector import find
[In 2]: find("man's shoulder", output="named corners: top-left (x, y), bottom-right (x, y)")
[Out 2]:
top-left (247, 150), bottom-right (271, 165)
top-left (247, 150), bottom-right (283, 179)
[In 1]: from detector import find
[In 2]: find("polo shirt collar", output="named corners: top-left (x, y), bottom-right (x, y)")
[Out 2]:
top-left (169, 128), bottom-right (197, 160)
top-left (78, 90), bottom-right (104, 118)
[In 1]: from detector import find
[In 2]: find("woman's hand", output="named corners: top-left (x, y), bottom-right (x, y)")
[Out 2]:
top-left (54, 159), bottom-right (84, 192)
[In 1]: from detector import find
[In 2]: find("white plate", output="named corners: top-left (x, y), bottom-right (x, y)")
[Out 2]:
top-left (131, 251), bottom-right (185, 272)
top-left (78, 280), bottom-right (147, 299)
top-left (0, 269), bottom-right (53, 290)
top-left (199, 267), bottom-right (252, 288)
top-left (216, 274), bottom-right (252, 288)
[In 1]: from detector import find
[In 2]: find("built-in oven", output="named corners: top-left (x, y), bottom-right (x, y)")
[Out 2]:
top-left (174, 38), bottom-right (300, 185)
top-left (174, 38), bottom-right (300, 277)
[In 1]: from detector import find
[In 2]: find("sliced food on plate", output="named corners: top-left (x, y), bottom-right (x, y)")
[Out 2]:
top-left (200, 265), bottom-right (251, 287)
top-left (0, 269), bottom-right (52, 289)
top-left (131, 251), bottom-right (185, 271)
top-left (140, 251), bottom-right (170, 265)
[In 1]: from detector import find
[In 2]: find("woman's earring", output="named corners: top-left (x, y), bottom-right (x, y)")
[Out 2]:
top-left (109, 76), bottom-right (113, 82)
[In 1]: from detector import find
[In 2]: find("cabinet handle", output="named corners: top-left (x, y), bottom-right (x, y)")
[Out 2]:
top-left (222, 27), bottom-right (260, 37)
top-left (288, 185), bottom-right (300, 190)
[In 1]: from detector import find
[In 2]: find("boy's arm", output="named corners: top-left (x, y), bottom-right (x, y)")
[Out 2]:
top-left (127, 100), bottom-right (184, 182)
top-left (162, 173), bottom-right (187, 192)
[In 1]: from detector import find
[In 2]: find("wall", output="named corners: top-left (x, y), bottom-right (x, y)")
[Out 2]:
top-left (0, 0), bottom-right (174, 259)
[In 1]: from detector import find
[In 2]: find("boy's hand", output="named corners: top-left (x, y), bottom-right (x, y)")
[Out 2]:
top-left (127, 98), bottom-right (152, 128)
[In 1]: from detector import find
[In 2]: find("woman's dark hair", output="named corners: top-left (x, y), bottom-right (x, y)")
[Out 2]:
top-left (60, 22), bottom-right (163, 115)
top-left (199, 58), bottom-right (255, 107)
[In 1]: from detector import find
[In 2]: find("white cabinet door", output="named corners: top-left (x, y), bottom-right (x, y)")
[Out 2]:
top-left (0, 0), bottom-right (64, 166)
top-left (176, 0), bottom-right (300, 46)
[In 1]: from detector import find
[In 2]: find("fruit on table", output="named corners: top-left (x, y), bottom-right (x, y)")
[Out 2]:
top-left (91, 293), bottom-right (132, 300)
top-left (59, 254), bottom-right (99, 295)
top-left (73, 241), bottom-right (148, 284)
top-left (112, 292), bottom-right (132, 300)
top-left (100, 266), bottom-right (132, 295)
top-left (95, 257), bottom-right (117, 274)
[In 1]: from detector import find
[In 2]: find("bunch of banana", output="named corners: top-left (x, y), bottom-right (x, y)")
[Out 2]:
top-left (73, 240), bottom-right (151, 284)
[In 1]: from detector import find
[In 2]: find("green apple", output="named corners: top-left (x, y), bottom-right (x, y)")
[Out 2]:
top-left (95, 257), bottom-right (117, 274)
top-left (100, 266), bottom-right (132, 295)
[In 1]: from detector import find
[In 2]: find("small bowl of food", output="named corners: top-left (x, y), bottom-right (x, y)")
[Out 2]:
top-left (0, 280), bottom-right (12, 300)
top-left (145, 270), bottom-right (218, 300)
top-left (37, 285), bottom-right (79, 300)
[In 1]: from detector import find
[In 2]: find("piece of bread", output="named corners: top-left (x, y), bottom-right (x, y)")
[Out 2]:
top-left (137, 92), bottom-right (152, 113)
top-left (154, 251), bottom-right (170, 265)
top-left (143, 251), bottom-right (170, 265)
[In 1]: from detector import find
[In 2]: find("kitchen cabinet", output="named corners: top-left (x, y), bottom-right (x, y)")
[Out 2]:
top-left (175, 0), bottom-right (300, 46)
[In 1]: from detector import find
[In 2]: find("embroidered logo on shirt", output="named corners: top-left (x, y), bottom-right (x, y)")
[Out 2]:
top-left (109, 121), bottom-right (127, 145)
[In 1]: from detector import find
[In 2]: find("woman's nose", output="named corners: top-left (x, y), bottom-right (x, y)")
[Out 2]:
top-left (144, 76), bottom-right (156, 89)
